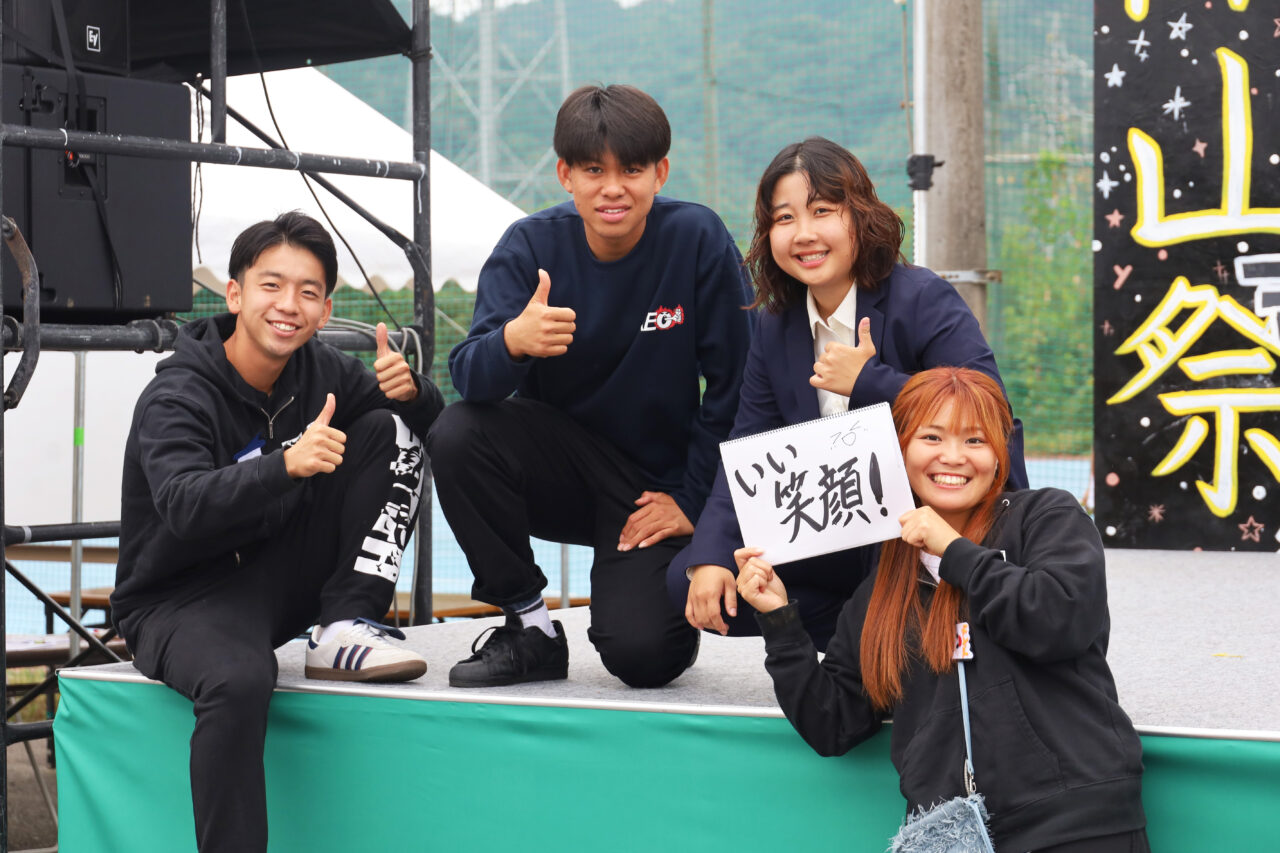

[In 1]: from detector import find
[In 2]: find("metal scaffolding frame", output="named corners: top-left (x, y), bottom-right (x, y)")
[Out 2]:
top-left (431, 0), bottom-right (570, 208)
top-left (0, 2), bottom-right (435, 847)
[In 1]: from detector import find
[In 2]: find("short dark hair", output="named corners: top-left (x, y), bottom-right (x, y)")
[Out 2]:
top-left (553, 84), bottom-right (671, 167)
top-left (228, 211), bottom-right (339, 296)
top-left (746, 137), bottom-right (905, 314)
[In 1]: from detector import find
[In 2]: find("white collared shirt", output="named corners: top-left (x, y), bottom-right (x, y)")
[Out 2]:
top-left (920, 552), bottom-right (943, 583)
top-left (806, 286), bottom-right (859, 417)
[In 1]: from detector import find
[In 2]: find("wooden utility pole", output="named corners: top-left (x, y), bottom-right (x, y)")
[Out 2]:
top-left (702, 0), bottom-right (721, 211)
top-left (912, 0), bottom-right (995, 333)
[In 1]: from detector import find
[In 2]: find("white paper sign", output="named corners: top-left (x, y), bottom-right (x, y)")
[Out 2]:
top-left (719, 403), bottom-right (915, 565)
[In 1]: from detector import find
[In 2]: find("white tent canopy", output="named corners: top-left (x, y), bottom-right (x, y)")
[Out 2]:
top-left (195, 67), bottom-right (524, 293)
top-left (4, 69), bottom-right (525, 526)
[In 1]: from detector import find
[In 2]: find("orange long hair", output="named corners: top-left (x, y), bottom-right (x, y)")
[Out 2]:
top-left (860, 368), bottom-right (1013, 711)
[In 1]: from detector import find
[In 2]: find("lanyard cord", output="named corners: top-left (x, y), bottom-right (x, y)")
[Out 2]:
top-left (958, 660), bottom-right (977, 796)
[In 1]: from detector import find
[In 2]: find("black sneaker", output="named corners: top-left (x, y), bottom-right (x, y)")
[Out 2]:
top-left (448, 617), bottom-right (569, 687)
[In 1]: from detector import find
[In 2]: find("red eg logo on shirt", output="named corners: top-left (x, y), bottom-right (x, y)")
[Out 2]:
top-left (641, 304), bottom-right (684, 332)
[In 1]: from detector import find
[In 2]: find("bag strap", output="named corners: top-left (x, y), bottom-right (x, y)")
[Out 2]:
top-left (958, 660), bottom-right (977, 795)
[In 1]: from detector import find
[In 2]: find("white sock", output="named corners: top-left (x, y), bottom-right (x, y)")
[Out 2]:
top-left (317, 619), bottom-right (356, 644)
top-left (513, 601), bottom-right (555, 638)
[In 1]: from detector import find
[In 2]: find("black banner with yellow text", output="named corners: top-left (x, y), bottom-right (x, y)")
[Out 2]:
top-left (1094, 0), bottom-right (1280, 550)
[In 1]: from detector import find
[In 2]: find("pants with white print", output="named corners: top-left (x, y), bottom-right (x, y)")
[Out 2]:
top-left (117, 409), bottom-right (425, 853)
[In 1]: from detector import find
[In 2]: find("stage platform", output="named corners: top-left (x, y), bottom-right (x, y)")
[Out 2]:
top-left (55, 549), bottom-right (1279, 852)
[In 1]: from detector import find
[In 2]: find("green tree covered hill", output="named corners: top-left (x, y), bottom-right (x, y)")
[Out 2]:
top-left (319, 0), bottom-right (1096, 456)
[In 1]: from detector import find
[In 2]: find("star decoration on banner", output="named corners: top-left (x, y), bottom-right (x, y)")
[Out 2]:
top-left (1162, 86), bottom-right (1191, 120)
top-left (1097, 171), bottom-right (1120, 199)
top-left (1092, 3), bottom-right (1280, 552)
top-left (1168, 12), bottom-right (1193, 40)
top-left (1238, 515), bottom-right (1264, 542)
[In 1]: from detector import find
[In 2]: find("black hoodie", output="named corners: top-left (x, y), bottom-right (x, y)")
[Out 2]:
top-left (112, 314), bottom-right (444, 620)
top-left (756, 487), bottom-right (1146, 851)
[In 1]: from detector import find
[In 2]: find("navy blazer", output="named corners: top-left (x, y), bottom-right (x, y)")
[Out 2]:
top-left (680, 263), bottom-right (1028, 575)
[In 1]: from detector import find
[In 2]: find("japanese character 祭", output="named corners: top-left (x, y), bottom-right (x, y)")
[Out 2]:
top-left (1095, 1), bottom-right (1280, 549)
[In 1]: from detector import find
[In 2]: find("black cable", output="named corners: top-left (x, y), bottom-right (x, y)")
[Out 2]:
top-left (235, 0), bottom-right (404, 331)
top-left (79, 163), bottom-right (125, 308)
top-left (192, 91), bottom-right (206, 266)
top-left (49, 0), bottom-right (125, 309)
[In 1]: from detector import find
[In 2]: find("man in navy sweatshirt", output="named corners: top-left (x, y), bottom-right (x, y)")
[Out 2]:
top-left (427, 84), bottom-right (753, 688)
top-left (113, 212), bottom-right (444, 852)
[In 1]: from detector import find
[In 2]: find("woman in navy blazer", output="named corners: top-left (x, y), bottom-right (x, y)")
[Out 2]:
top-left (667, 137), bottom-right (1027, 650)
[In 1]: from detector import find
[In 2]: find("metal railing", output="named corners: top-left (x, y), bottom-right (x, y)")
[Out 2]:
top-left (0, 2), bottom-right (436, 848)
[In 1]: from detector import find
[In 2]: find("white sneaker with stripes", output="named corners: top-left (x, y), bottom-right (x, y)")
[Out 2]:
top-left (304, 618), bottom-right (427, 683)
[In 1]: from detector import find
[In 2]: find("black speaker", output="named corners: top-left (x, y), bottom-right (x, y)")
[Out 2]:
top-left (2, 63), bottom-right (191, 321)
top-left (3, 1), bottom-right (130, 76)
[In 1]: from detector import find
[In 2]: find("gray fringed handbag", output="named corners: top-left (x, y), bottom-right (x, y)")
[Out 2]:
top-left (888, 659), bottom-right (996, 853)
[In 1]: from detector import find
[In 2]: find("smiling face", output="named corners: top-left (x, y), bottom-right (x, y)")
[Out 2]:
top-left (903, 399), bottom-right (999, 532)
top-left (224, 241), bottom-right (332, 393)
top-left (556, 149), bottom-right (669, 263)
top-left (767, 171), bottom-right (857, 317)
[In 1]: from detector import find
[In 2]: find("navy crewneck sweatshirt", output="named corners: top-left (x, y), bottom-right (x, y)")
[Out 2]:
top-left (449, 196), bottom-right (754, 522)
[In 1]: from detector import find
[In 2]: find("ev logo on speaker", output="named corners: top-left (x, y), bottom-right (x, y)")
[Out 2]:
top-left (86, 26), bottom-right (101, 53)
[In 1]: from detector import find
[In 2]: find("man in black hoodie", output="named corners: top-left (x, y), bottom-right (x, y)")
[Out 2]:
top-left (112, 212), bottom-right (444, 853)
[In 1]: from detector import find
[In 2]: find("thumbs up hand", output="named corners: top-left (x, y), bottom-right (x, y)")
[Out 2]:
top-left (283, 393), bottom-right (346, 478)
top-left (373, 322), bottom-right (419, 402)
top-left (810, 317), bottom-right (876, 397)
top-left (315, 392), bottom-right (336, 427)
top-left (502, 268), bottom-right (577, 360)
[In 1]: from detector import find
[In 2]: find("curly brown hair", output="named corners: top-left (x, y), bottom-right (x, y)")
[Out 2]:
top-left (745, 137), bottom-right (905, 314)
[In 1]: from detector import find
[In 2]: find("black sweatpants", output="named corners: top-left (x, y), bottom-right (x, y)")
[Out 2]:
top-left (426, 397), bottom-right (698, 688)
top-left (116, 410), bottom-right (425, 853)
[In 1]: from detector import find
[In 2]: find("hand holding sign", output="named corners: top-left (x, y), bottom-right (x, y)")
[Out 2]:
top-left (503, 268), bottom-right (577, 359)
top-left (734, 547), bottom-right (788, 614)
top-left (897, 505), bottom-right (962, 557)
top-left (284, 393), bottom-right (346, 478)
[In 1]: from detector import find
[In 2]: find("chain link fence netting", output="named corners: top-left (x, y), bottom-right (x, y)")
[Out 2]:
top-left (314, 0), bottom-right (1095, 602)
top-left (5, 1), bottom-right (1096, 632)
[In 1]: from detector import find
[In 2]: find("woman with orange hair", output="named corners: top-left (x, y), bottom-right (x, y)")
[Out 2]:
top-left (737, 367), bottom-right (1148, 852)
